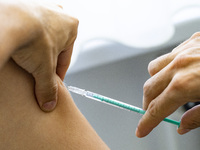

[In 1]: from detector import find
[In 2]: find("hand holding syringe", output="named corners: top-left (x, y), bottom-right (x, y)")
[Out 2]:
top-left (68, 86), bottom-right (180, 127)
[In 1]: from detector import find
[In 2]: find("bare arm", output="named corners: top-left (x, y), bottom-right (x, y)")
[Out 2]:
top-left (0, 59), bottom-right (109, 150)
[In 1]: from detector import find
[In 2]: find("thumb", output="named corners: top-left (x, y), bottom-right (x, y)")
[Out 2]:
top-left (178, 105), bottom-right (200, 135)
top-left (33, 69), bottom-right (58, 112)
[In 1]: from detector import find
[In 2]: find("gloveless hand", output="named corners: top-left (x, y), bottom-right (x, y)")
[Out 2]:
top-left (136, 32), bottom-right (200, 137)
top-left (0, 0), bottom-right (78, 111)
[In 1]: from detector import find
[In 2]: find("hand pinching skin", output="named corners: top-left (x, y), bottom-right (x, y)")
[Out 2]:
top-left (0, 0), bottom-right (79, 111)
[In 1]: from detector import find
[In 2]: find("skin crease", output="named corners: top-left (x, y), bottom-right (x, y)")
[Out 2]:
top-left (0, 59), bottom-right (110, 150)
top-left (136, 32), bottom-right (200, 138)
top-left (0, 0), bottom-right (79, 112)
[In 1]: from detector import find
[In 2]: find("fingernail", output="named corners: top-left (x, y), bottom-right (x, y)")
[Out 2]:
top-left (42, 100), bottom-right (57, 112)
top-left (135, 127), bottom-right (142, 138)
top-left (178, 128), bottom-right (191, 135)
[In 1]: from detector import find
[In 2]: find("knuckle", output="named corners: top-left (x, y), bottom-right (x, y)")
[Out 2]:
top-left (171, 71), bottom-right (200, 99)
top-left (170, 73), bottom-right (192, 94)
top-left (172, 54), bottom-right (191, 68)
top-left (147, 101), bottom-right (159, 120)
top-left (191, 32), bottom-right (200, 40)
top-left (148, 53), bottom-right (171, 76)
top-left (171, 74), bottom-right (184, 91)
top-left (172, 45), bottom-right (178, 52)
top-left (73, 18), bottom-right (79, 27)
top-left (170, 67), bottom-right (200, 101)
top-left (69, 17), bottom-right (79, 30)
top-left (67, 17), bottom-right (79, 43)
top-left (143, 79), bottom-right (151, 97)
top-left (148, 60), bottom-right (156, 76)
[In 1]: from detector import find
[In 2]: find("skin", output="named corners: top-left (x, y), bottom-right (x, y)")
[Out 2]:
top-left (136, 32), bottom-right (200, 138)
top-left (0, 59), bottom-right (110, 150)
top-left (0, 0), bottom-right (78, 112)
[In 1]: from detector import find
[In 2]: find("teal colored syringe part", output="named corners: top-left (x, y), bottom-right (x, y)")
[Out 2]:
top-left (68, 86), bottom-right (180, 127)
top-left (93, 94), bottom-right (180, 126)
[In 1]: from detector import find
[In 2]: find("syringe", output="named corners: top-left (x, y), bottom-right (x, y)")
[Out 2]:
top-left (68, 86), bottom-right (180, 127)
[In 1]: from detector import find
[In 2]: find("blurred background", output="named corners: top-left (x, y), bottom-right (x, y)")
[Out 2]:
top-left (48, 0), bottom-right (200, 149)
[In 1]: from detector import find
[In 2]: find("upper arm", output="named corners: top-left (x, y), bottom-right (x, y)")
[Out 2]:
top-left (0, 60), bottom-right (109, 150)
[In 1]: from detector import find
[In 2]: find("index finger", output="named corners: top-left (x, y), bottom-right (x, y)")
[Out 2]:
top-left (136, 81), bottom-right (184, 138)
